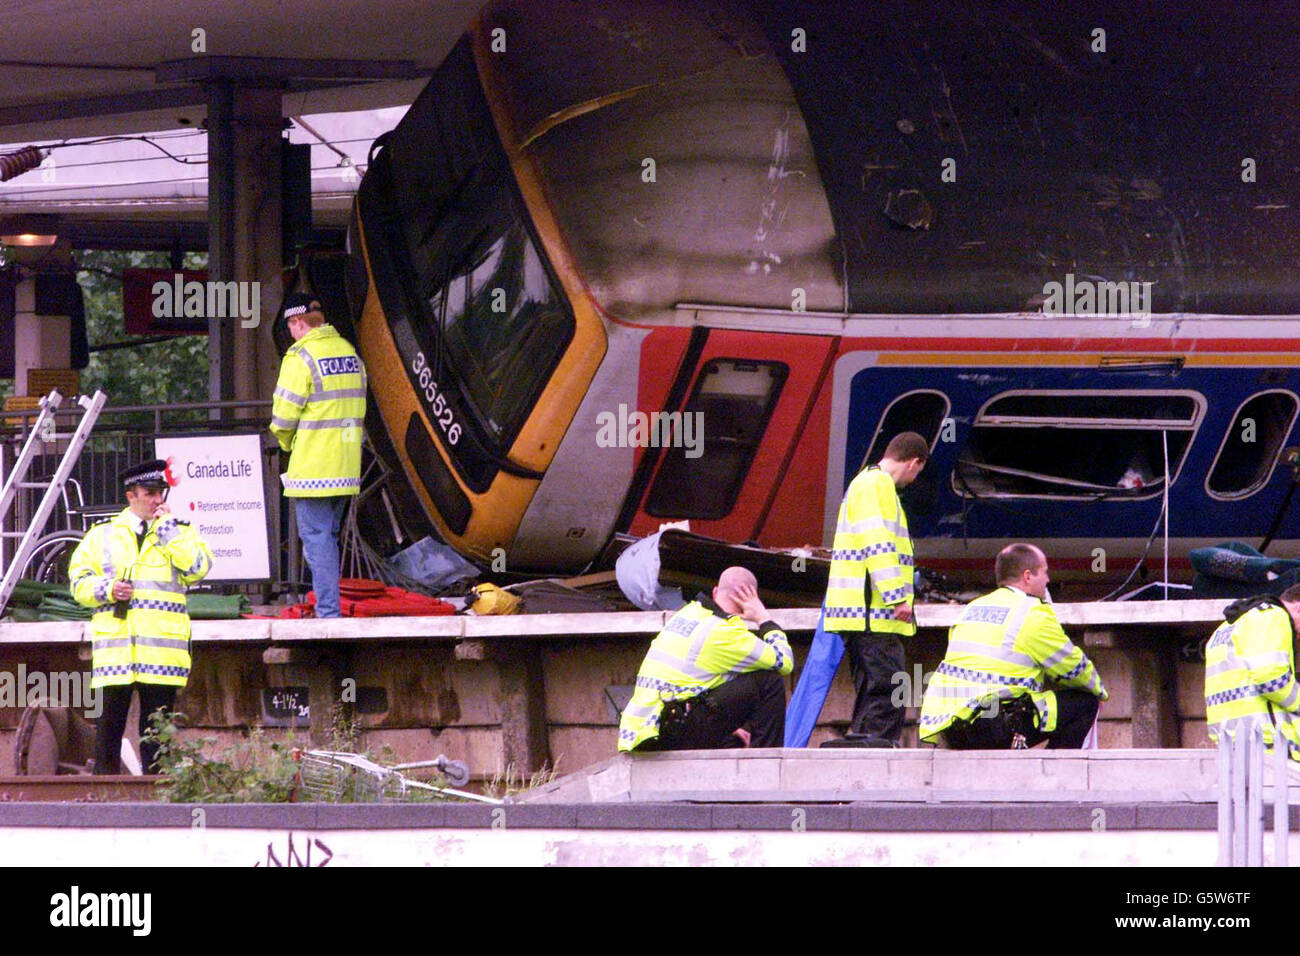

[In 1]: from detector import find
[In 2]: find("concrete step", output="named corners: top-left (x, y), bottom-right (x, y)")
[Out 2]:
top-left (518, 748), bottom-right (1237, 804)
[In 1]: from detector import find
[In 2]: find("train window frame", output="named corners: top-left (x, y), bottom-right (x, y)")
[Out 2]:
top-left (376, 37), bottom-right (577, 462)
top-left (951, 389), bottom-right (1206, 502)
top-left (1204, 389), bottom-right (1299, 501)
top-left (860, 389), bottom-right (951, 471)
top-left (645, 358), bottom-right (789, 521)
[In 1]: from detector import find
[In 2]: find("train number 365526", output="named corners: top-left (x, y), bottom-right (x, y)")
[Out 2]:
top-left (411, 351), bottom-right (462, 445)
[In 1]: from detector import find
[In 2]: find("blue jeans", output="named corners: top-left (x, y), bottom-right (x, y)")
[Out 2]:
top-left (295, 497), bottom-right (349, 618)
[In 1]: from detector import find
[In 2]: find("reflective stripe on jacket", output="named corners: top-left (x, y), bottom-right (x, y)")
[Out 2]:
top-left (68, 508), bottom-right (214, 689)
top-left (918, 586), bottom-right (1107, 741)
top-left (618, 598), bottom-right (793, 752)
top-left (270, 324), bottom-right (367, 497)
top-left (1205, 604), bottom-right (1300, 760)
top-left (824, 466), bottom-right (915, 636)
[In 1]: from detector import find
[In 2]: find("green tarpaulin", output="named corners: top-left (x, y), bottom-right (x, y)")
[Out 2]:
top-left (3, 581), bottom-right (250, 622)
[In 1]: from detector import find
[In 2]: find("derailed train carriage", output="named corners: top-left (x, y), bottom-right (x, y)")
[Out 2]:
top-left (341, 0), bottom-right (1300, 585)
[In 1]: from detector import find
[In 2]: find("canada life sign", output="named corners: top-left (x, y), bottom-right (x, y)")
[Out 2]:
top-left (154, 434), bottom-right (270, 580)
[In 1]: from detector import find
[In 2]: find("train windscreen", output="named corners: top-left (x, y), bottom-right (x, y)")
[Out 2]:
top-left (382, 38), bottom-right (574, 452)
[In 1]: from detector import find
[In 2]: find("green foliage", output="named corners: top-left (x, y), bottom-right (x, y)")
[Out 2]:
top-left (76, 249), bottom-right (210, 413)
top-left (146, 710), bottom-right (298, 804)
top-left (146, 705), bottom-right (467, 804)
top-left (481, 761), bottom-right (560, 800)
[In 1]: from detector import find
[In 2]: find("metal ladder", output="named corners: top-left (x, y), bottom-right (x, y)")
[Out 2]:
top-left (0, 390), bottom-right (108, 614)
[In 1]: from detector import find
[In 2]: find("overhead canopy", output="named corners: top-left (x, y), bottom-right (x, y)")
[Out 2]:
top-left (0, 0), bottom-right (481, 236)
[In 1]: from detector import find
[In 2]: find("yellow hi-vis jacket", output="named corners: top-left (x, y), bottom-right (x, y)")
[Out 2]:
top-left (618, 597), bottom-right (793, 752)
top-left (918, 586), bottom-right (1108, 741)
top-left (270, 324), bottom-right (367, 497)
top-left (1205, 601), bottom-right (1300, 760)
top-left (69, 508), bottom-right (214, 689)
top-left (825, 466), bottom-right (915, 636)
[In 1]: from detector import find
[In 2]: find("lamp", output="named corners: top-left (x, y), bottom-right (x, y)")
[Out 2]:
top-left (0, 215), bottom-right (60, 271)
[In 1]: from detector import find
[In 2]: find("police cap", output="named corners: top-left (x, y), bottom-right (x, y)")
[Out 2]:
top-left (119, 458), bottom-right (169, 491)
top-left (282, 292), bottom-right (323, 321)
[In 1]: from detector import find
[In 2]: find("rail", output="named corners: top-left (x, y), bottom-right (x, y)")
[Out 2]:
top-left (1217, 723), bottom-right (1293, 866)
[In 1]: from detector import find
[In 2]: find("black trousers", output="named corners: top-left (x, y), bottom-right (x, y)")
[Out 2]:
top-left (941, 689), bottom-right (1099, 750)
top-left (94, 683), bottom-right (178, 774)
top-left (636, 671), bottom-right (786, 751)
top-left (843, 631), bottom-right (906, 741)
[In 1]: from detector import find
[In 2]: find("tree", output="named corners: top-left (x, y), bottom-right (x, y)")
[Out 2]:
top-left (76, 249), bottom-right (210, 411)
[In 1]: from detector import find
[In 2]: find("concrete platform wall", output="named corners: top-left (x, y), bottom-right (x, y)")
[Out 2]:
top-left (0, 609), bottom-right (1216, 778)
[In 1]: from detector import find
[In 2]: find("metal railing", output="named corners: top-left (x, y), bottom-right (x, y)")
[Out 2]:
top-left (0, 399), bottom-right (292, 600)
top-left (1217, 722), bottom-right (1292, 866)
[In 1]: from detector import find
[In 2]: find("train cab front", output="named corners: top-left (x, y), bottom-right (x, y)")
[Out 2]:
top-left (344, 37), bottom-right (605, 569)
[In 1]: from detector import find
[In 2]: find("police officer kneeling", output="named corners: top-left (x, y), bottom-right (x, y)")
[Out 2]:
top-left (1205, 584), bottom-right (1300, 758)
top-left (919, 544), bottom-right (1108, 749)
top-left (619, 567), bottom-right (793, 752)
top-left (69, 459), bottom-right (214, 773)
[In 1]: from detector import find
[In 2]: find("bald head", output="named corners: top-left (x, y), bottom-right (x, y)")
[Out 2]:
top-left (713, 566), bottom-right (759, 618)
top-left (718, 566), bottom-right (756, 591)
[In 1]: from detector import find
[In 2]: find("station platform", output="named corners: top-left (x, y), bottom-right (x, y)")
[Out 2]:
top-left (518, 747), bottom-right (1225, 805)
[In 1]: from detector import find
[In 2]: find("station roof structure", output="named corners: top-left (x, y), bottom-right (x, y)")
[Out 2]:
top-left (0, 0), bottom-right (481, 243)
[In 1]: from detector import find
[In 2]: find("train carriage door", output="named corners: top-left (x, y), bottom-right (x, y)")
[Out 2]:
top-left (626, 329), bottom-right (835, 544)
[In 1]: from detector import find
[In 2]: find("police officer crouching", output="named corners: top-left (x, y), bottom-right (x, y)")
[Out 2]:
top-left (1205, 584), bottom-right (1300, 759)
top-left (619, 567), bottom-right (793, 752)
top-left (68, 459), bottom-right (214, 773)
top-left (919, 543), bottom-right (1108, 749)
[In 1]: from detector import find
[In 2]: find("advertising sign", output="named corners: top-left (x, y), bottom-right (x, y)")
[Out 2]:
top-left (154, 433), bottom-right (270, 581)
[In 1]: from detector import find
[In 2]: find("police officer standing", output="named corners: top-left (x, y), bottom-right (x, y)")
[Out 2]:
top-left (69, 459), bottom-right (214, 773)
top-left (824, 431), bottom-right (929, 745)
top-left (270, 293), bottom-right (367, 618)
top-left (919, 543), bottom-right (1108, 749)
top-left (1204, 584), bottom-right (1300, 759)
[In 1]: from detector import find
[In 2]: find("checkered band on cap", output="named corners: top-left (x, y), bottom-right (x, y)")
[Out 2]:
top-left (282, 293), bottom-right (322, 320)
top-left (119, 458), bottom-right (169, 488)
top-left (124, 469), bottom-right (165, 486)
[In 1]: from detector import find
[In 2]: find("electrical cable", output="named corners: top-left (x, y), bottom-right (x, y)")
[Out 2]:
top-left (1099, 433), bottom-right (1172, 602)
top-left (39, 134), bottom-right (207, 165)
top-left (1096, 503), bottom-right (1167, 602)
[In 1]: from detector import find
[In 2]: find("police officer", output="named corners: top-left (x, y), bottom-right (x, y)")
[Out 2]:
top-left (919, 543), bottom-right (1108, 749)
top-left (824, 431), bottom-right (928, 745)
top-left (1204, 584), bottom-right (1300, 759)
top-left (619, 567), bottom-right (793, 752)
top-left (68, 459), bottom-right (214, 773)
top-left (270, 293), bottom-right (367, 618)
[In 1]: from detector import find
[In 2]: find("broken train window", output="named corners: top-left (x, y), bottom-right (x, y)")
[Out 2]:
top-left (952, 390), bottom-right (1204, 500)
top-left (860, 390), bottom-right (950, 470)
top-left (1206, 390), bottom-right (1299, 500)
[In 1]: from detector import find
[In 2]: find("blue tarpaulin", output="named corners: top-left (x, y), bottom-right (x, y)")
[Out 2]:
top-left (783, 605), bottom-right (842, 747)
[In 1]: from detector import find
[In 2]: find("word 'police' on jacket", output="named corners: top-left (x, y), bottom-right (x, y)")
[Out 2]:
top-left (271, 324), bottom-right (367, 497)
top-left (619, 599), bottom-right (793, 752)
top-left (919, 586), bottom-right (1107, 740)
top-left (1205, 600), bottom-right (1300, 760)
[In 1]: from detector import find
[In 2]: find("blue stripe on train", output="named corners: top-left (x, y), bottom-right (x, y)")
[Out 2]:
top-left (840, 364), bottom-right (1300, 542)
